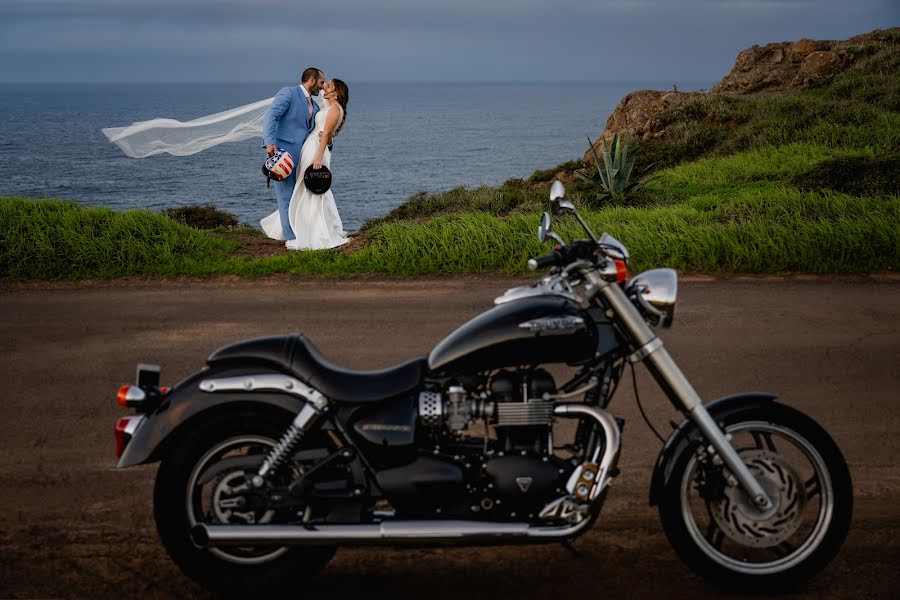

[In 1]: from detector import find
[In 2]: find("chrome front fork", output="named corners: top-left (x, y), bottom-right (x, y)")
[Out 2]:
top-left (585, 269), bottom-right (773, 511)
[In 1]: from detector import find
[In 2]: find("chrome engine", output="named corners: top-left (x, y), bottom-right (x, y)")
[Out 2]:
top-left (417, 369), bottom-right (557, 439)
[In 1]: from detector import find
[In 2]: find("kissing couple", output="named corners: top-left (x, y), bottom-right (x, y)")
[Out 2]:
top-left (260, 67), bottom-right (351, 250)
top-left (101, 66), bottom-right (350, 252)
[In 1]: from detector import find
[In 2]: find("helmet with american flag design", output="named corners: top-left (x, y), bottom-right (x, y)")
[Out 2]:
top-left (262, 148), bottom-right (295, 187)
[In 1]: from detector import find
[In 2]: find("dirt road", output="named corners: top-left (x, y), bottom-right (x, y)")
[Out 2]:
top-left (1, 276), bottom-right (898, 599)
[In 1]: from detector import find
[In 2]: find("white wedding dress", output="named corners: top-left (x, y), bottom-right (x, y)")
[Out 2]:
top-left (260, 103), bottom-right (348, 250)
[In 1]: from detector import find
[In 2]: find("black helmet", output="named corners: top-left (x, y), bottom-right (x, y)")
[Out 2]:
top-left (303, 164), bottom-right (332, 194)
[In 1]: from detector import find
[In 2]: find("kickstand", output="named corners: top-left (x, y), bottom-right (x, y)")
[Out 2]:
top-left (561, 539), bottom-right (581, 556)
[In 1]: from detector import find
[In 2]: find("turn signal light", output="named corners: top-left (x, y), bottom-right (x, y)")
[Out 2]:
top-left (615, 259), bottom-right (628, 284)
top-left (116, 385), bottom-right (130, 408)
top-left (116, 385), bottom-right (146, 408)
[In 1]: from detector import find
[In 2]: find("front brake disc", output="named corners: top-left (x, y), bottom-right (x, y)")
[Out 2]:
top-left (709, 449), bottom-right (807, 548)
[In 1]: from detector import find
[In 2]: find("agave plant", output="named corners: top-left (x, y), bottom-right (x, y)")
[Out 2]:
top-left (575, 133), bottom-right (652, 202)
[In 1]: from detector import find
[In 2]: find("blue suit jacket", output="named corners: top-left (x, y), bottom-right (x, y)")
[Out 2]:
top-left (263, 86), bottom-right (319, 160)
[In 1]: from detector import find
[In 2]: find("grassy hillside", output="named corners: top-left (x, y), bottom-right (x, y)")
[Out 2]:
top-left (1, 33), bottom-right (897, 279)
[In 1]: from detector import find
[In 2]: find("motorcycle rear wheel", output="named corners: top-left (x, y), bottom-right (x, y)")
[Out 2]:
top-left (154, 410), bottom-right (336, 595)
top-left (658, 403), bottom-right (852, 591)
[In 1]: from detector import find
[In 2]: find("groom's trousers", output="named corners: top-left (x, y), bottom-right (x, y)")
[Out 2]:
top-left (273, 174), bottom-right (296, 240)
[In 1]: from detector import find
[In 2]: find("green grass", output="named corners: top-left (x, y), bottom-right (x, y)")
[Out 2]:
top-left (0, 198), bottom-right (237, 279)
top-left (3, 184), bottom-right (898, 279)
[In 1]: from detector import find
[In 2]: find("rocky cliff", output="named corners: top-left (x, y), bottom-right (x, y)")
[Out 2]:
top-left (583, 27), bottom-right (898, 165)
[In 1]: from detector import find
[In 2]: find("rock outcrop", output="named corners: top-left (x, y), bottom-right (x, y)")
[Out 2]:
top-left (709, 29), bottom-right (894, 94)
top-left (594, 90), bottom-right (702, 144)
top-left (583, 27), bottom-right (897, 165)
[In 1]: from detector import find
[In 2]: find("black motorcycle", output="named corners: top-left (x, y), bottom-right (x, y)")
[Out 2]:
top-left (113, 181), bottom-right (852, 594)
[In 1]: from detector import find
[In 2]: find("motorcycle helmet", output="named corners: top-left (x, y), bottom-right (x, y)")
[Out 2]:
top-left (304, 164), bottom-right (332, 194)
top-left (262, 148), bottom-right (294, 187)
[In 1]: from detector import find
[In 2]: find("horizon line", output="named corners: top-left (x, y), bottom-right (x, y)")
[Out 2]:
top-left (0, 79), bottom-right (716, 86)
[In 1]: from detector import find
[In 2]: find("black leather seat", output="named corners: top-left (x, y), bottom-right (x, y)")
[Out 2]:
top-left (207, 335), bottom-right (427, 403)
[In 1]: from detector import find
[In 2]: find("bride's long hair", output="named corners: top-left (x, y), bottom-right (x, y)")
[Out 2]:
top-left (331, 79), bottom-right (349, 136)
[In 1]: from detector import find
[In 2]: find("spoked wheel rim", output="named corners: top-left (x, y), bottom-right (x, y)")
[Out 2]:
top-left (186, 435), bottom-right (289, 565)
top-left (680, 421), bottom-right (834, 575)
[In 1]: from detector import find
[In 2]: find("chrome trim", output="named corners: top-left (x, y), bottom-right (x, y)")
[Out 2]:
top-left (689, 403), bottom-right (773, 510)
top-left (599, 232), bottom-right (630, 262)
top-left (193, 517), bottom-right (593, 548)
top-left (123, 415), bottom-right (144, 436)
top-left (538, 212), bottom-right (551, 242)
top-left (518, 316), bottom-right (585, 335)
top-left (553, 404), bottom-right (621, 500)
top-left (627, 268), bottom-right (678, 328)
top-left (627, 337), bottom-right (663, 363)
top-left (538, 496), bottom-right (590, 524)
top-left (417, 391), bottom-right (442, 419)
top-left (123, 385), bottom-right (146, 404)
top-left (496, 400), bottom-right (555, 427)
top-left (549, 180), bottom-right (566, 202)
top-left (494, 277), bottom-right (579, 305)
top-left (199, 374), bottom-right (327, 408)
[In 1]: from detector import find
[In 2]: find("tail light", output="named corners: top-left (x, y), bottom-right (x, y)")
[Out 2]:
top-left (115, 416), bottom-right (143, 458)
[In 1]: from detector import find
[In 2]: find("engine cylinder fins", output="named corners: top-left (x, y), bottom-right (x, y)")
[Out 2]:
top-left (495, 400), bottom-right (555, 427)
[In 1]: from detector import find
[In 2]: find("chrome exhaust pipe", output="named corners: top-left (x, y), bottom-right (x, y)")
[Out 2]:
top-left (192, 518), bottom-right (591, 549)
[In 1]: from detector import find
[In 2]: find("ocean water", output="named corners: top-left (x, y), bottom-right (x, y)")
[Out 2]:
top-left (0, 82), bottom-right (704, 231)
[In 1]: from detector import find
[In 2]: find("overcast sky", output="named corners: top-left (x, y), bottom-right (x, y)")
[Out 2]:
top-left (0, 0), bottom-right (896, 83)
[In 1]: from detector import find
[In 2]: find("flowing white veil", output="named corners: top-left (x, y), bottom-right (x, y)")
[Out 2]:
top-left (102, 97), bottom-right (274, 158)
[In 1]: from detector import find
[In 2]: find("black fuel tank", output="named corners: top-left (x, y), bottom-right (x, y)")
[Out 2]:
top-left (428, 296), bottom-right (596, 373)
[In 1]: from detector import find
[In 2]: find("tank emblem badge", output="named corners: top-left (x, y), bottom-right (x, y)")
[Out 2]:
top-left (518, 316), bottom-right (585, 334)
top-left (360, 424), bottom-right (413, 433)
top-left (516, 477), bottom-right (534, 493)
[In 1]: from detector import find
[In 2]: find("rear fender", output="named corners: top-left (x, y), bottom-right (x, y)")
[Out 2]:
top-left (117, 366), bottom-right (308, 468)
top-left (648, 392), bottom-right (778, 506)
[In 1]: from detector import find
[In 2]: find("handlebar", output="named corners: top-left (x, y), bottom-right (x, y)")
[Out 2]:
top-left (527, 251), bottom-right (566, 271)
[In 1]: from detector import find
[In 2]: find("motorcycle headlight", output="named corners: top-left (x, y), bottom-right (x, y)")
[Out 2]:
top-left (627, 268), bottom-right (678, 328)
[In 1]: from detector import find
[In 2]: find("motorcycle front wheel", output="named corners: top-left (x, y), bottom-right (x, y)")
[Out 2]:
top-left (153, 410), bottom-right (337, 595)
top-left (659, 403), bottom-right (852, 591)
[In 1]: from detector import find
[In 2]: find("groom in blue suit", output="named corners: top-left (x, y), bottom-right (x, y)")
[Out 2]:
top-left (263, 67), bottom-right (325, 241)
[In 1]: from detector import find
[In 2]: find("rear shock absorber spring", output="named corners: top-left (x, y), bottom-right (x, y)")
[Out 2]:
top-left (255, 402), bottom-right (323, 483)
top-left (257, 424), bottom-right (305, 480)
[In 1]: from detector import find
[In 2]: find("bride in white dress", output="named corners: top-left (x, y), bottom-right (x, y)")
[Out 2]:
top-left (262, 79), bottom-right (349, 250)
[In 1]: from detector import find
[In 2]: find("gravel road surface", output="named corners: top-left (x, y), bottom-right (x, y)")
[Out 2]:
top-left (1, 276), bottom-right (898, 599)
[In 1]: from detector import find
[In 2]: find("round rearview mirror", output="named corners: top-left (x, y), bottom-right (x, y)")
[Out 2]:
top-left (538, 212), bottom-right (551, 243)
top-left (549, 180), bottom-right (566, 202)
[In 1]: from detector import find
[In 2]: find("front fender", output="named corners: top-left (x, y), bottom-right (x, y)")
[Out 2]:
top-left (117, 366), bottom-right (307, 468)
top-left (648, 392), bottom-right (778, 506)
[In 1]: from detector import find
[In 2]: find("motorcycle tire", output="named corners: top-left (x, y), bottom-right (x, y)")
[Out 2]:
top-left (153, 409), bottom-right (336, 596)
top-left (658, 402), bottom-right (852, 592)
